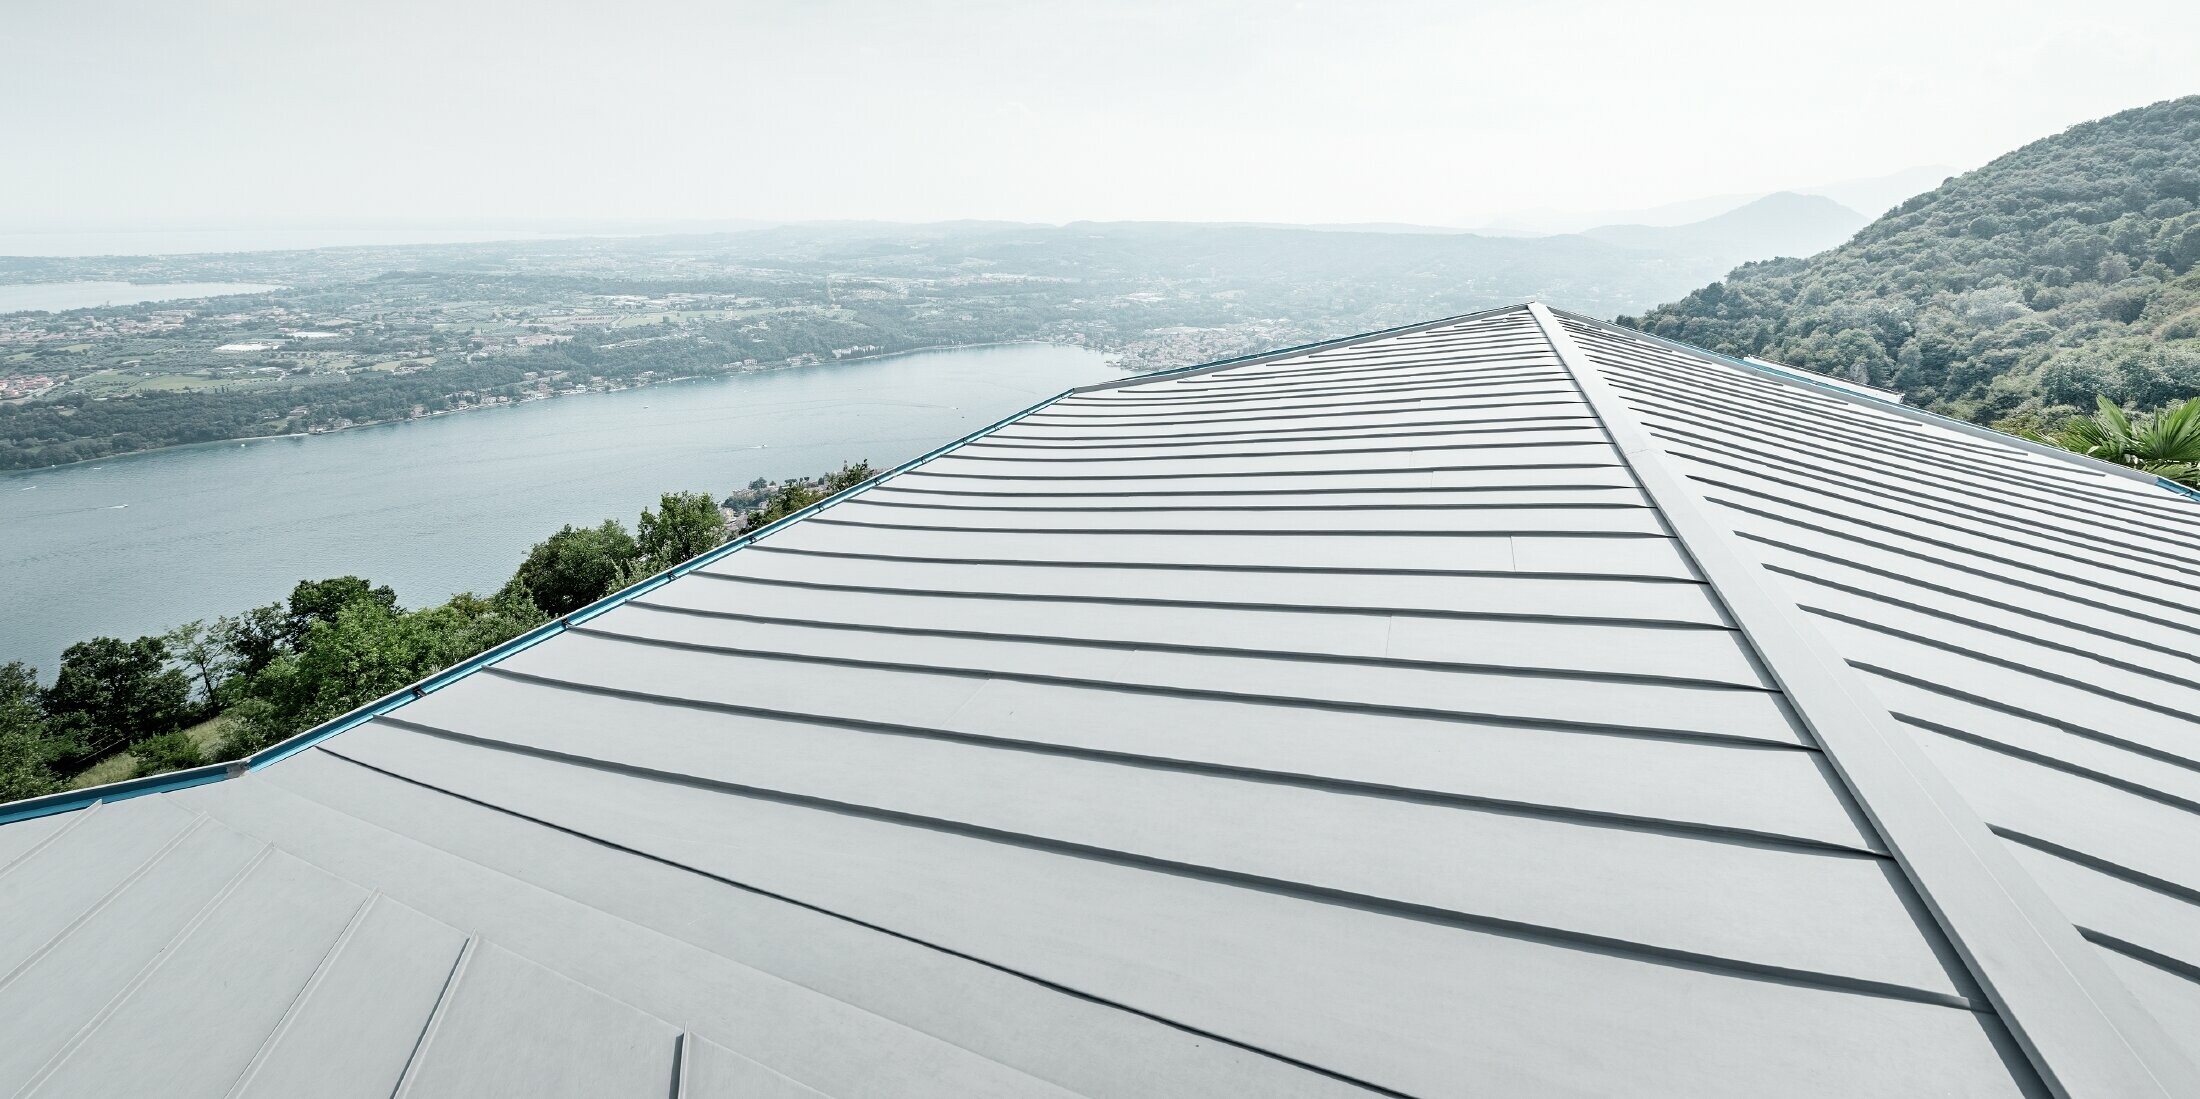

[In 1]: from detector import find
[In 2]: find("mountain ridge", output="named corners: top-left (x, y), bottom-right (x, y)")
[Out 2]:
top-left (1581, 192), bottom-right (1867, 261)
top-left (1623, 95), bottom-right (2200, 426)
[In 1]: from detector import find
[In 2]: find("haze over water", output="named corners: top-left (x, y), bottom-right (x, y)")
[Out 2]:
top-left (0, 342), bottom-right (1118, 674)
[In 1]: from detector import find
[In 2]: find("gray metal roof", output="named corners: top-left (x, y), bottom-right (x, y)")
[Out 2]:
top-left (3, 303), bottom-right (2196, 1097)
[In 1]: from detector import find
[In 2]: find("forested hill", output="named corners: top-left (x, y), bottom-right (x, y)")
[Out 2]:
top-left (1622, 96), bottom-right (2200, 428)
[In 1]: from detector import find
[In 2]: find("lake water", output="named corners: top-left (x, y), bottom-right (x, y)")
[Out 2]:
top-left (0, 281), bottom-right (286, 313)
top-left (0, 343), bottom-right (1121, 674)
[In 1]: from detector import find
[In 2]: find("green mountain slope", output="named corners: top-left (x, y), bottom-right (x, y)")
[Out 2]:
top-left (1623, 96), bottom-right (2200, 427)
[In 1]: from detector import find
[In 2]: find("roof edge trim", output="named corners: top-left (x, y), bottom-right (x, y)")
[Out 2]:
top-left (0, 388), bottom-right (1082, 826)
top-left (1530, 302), bottom-right (2198, 1099)
top-left (1554, 307), bottom-right (2196, 504)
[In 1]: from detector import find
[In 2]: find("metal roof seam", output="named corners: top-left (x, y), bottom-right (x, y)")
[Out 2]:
top-left (685, 569), bottom-right (1730, 630)
top-left (562, 624), bottom-right (1786, 748)
top-left (469, 662), bottom-right (1806, 758)
top-left (1695, 495), bottom-right (2200, 639)
top-left (16, 843), bottom-right (278, 1097)
top-left (903, 461), bottom-right (1631, 482)
top-left (869, 479), bottom-right (1624, 497)
top-left (1681, 474), bottom-right (2200, 601)
top-left (726, 545), bottom-right (1708, 584)
top-left (370, 708), bottom-right (1855, 856)
top-left (309, 744), bottom-right (1426, 1099)
top-left (1549, 307), bottom-right (2198, 503)
top-left (1614, 379), bottom-right (2200, 522)
top-left (0, 795), bottom-right (102, 877)
top-left (844, 498), bottom-right (1648, 513)
top-left (389, 934), bottom-right (477, 1099)
top-left (801, 518), bottom-right (1663, 539)
top-left (2079, 932), bottom-right (2200, 988)
top-left (1771, 570), bottom-right (2200, 693)
top-left (1889, 715), bottom-right (2200, 819)
top-left (1742, 535), bottom-right (2200, 666)
top-left (1845, 663), bottom-right (2200, 776)
top-left (1531, 301), bottom-right (2200, 1099)
top-left (321, 731), bottom-right (1962, 1010)
top-left (1989, 828), bottom-right (2200, 910)
top-left (617, 600), bottom-right (1774, 693)
top-left (0, 811), bottom-right (206, 995)
top-left (1637, 428), bottom-right (2200, 561)
top-left (1804, 606), bottom-right (2200, 722)
top-left (671, 1030), bottom-right (691, 1099)
top-left (221, 891), bottom-right (380, 1099)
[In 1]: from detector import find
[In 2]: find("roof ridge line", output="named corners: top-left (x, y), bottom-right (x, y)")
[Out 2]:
top-left (1546, 306), bottom-right (2200, 504)
top-left (1527, 301), bottom-right (2198, 1099)
top-left (1068, 304), bottom-right (1532, 394)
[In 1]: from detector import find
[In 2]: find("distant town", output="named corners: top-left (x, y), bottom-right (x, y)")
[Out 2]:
top-left (0, 219), bottom-right (1762, 469)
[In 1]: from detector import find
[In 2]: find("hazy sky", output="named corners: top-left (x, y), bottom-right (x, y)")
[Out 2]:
top-left (6, 0), bottom-right (2198, 230)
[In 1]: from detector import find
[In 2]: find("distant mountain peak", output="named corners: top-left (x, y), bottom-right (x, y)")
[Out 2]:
top-left (1580, 192), bottom-right (1867, 261)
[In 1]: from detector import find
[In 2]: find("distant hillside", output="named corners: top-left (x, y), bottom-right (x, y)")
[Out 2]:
top-left (722, 219), bottom-right (1735, 317)
top-left (1625, 96), bottom-right (2200, 426)
top-left (1581, 192), bottom-right (1867, 265)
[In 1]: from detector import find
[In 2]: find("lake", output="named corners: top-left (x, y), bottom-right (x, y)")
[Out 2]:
top-left (0, 281), bottom-right (286, 313)
top-left (0, 343), bottom-right (1121, 674)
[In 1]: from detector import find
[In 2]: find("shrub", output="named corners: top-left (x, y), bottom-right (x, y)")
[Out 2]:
top-left (130, 732), bottom-right (206, 773)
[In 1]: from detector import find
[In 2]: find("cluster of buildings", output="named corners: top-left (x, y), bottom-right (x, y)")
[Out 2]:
top-left (0, 373), bottom-right (58, 399)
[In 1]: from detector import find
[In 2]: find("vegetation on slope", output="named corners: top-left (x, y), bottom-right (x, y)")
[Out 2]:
top-left (2021, 395), bottom-right (2200, 487)
top-left (1623, 96), bottom-right (2200, 431)
top-left (0, 465), bottom-right (869, 800)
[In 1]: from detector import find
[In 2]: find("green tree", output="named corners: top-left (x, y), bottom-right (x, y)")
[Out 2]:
top-left (636, 491), bottom-right (729, 571)
top-left (214, 604), bottom-right (289, 679)
top-left (41, 636), bottom-right (191, 757)
top-left (2024, 395), bottom-right (2200, 487)
top-left (0, 662), bottom-right (65, 802)
top-left (504, 520), bottom-right (640, 616)
top-left (223, 590), bottom-right (543, 757)
top-left (740, 461), bottom-right (873, 532)
top-left (163, 619), bottom-right (235, 702)
top-left (285, 576), bottom-right (398, 647)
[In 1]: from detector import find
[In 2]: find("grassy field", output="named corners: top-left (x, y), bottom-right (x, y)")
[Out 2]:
top-left (65, 711), bottom-right (237, 790)
top-left (125, 373), bottom-right (255, 393)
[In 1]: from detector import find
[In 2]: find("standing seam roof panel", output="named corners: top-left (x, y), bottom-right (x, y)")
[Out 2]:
top-left (8, 303), bottom-right (2191, 1096)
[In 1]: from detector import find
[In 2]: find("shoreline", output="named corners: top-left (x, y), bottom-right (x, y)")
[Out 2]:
top-left (2, 339), bottom-right (1129, 475)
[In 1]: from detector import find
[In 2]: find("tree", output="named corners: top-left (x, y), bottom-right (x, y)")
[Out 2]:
top-left (285, 576), bottom-right (398, 647)
top-left (503, 520), bottom-right (640, 616)
top-left (222, 590), bottom-right (543, 757)
top-left (41, 636), bottom-right (191, 756)
top-left (740, 461), bottom-right (874, 533)
top-left (163, 619), bottom-right (235, 702)
top-left (213, 604), bottom-right (288, 679)
top-left (636, 491), bottom-right (729, 572)
top-left (0, 662), bottom-right (65, 802)
top-left (2024, 395), bottom-right (2200, 487)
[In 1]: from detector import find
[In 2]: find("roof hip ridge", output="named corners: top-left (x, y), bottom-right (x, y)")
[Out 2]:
top-left (1068, 303), bottom-right (1535, 394)
top-left (1526, 301), bottom-right (2199, 1099)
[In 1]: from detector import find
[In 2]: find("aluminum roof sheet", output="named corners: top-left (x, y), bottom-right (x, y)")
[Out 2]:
top-left (2, 304), bottom-right (2195, 1097)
